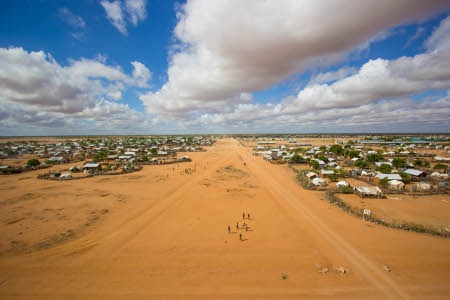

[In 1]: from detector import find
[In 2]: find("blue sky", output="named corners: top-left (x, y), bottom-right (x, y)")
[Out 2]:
top-left (0, 0), bottom-right (450, 135)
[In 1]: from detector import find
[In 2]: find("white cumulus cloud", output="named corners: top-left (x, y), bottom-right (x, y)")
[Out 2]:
top-left (140, 0), bottom-right (450, 119)
top-left (0, 47), bottom-right (153, 132)
top-left (182, 14), bottom-right (450, 132)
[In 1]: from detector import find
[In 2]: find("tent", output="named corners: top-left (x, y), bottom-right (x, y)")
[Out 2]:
top-left (312, 177), bottom-right (327, 186)
top-left (59, 173), bottom-right (72, 180)
top-left (387, 180), bottom-right (405, 190)
top-left (353, 186), bottom-right (382, 198)
top-left (336, 180), bottom-right (350, 187)
top-left (416, 182), bottom-right (431, 190)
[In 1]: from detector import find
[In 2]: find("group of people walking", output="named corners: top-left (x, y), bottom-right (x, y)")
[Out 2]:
top-left (227, 212), bottom-right (253, 241)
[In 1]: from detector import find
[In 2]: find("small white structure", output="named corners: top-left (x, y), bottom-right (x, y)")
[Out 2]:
top-left (312, 177), bottom-right (327, 186)
top-left (431, 172), bottom-right (448, 179)
top-left (354, 186), bottom-right (382, 198)
top-left (59, 173), bottom-right (72, 180)
top-left (415, 182), bottom-right (431, 190)
top-left (388, 180), bottom-right (405, 190)
top-left (375, 173), bottom-right (402, 181)
top-left (336, 180), bottom-right (350, 188)
top-left (306, 172), bottom-right (318, 181)
top-left (320, 170), bottom-right (335, 178)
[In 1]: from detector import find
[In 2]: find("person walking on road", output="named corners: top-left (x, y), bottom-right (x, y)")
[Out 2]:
top-left (236, 222), bottom-right (239, 229)
top-left (243, 212), bottom-right (245, 220)
top-left (228, 225), bottom-right (230, 233)
top-left (248, 213), bottom-right (250, 220)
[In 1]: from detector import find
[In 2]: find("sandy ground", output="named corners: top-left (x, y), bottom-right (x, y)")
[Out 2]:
top-left (339, 192), bottom-right (450, 229)
top-left (0, 138), bottom-right (450, 299)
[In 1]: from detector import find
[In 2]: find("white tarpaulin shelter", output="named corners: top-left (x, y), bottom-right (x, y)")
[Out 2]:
top-left (354, 186), bottom-right (382, 198)
top-left (336, 180), bottom-right (350, 187)
top-left (312, 177), bottom-right (327, 186)
top-left (388, 180), bottom-right (405, 190)
top-left (416, 182), bottom-right (431, 190)
top-left (59, 173), bottom-right (72, 180)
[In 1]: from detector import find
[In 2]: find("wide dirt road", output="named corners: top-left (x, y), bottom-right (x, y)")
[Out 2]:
top-left (1, 138), bottom-right (449, 299)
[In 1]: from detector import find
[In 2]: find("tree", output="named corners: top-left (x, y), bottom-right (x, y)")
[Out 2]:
top-left (413, 159), bottom-right (424, 167)
top-left (376, 163), bottom-right (392, 174)
top-left (27, 158), bottom-right (40, 167)
top-left (310, 160), bottom-right (320, 170)
top-left (354, 160), bottom-right (369, 169)
top-left (434, 163), bottom-right (448, 173)
top-left (137, 155), bottom-right (148, 162)
top-left (392, 157), bottom-right (407, 169)
top-left (398, 171), bottom-right (411, 184)
top-left (329, 145), bottom-right (344, 156)
top-left (149, 148), bottom-right (157, 155)
top-left (347, 149), bottom-right (360, 159)
top-left (378, 177), bottom-right (389, 189)
top-left (93, 148), bottom-right (108, 162)
top-left (366, 153), bottom-right (384, 163)
top-left (289, 154), bottom-right (304, 164)
top-left (294, 147), bottom-right (307, 153)
top-left (328, 174), bottom-right (338, 182)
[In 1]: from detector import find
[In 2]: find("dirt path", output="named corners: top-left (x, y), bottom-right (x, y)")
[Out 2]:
top-left (0, 138), bottom-right (449, 299)
top-left (234, 140), bottom-right (407, 299)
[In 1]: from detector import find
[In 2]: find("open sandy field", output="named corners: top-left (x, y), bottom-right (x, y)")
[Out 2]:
top-left (1, 138), bottom-right (450, 299)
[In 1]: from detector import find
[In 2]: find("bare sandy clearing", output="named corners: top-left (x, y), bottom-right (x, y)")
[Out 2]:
top-left (0, 138), bottom-right (449, 299)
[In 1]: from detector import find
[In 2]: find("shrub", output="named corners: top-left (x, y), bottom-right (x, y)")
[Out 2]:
top-left (328, 174), bottom-right (338, 182)
top-left (366, 153), bottom-right (384, 163)
top-left (378, 177), bottom-right (389, 188)
top-left (398, 171), bottom-right (411, 184)
top-left (354, 160), bottom-right (369, 169)
top-left (337, 185), bottom-right (353, 194)
top-left (376, 164), bottom-right (392, 173)
top-left (310, 160), bottom-right (320, 170)
top-left (347, 149), bottom-right (360, 159)
top-left (26, 158), bottom-right (40, 167)
top-left (392, 158), bottom-right (407, 169)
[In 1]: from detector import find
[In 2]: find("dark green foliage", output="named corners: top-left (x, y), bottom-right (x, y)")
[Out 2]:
top-left (398, 171), bottom-right (411, 183)
top-left (328, 174), bottom-right (338, 182)
top-left (309, 160), bottom-right (320, 170)
top-left (294, 148), bottom-right (307, 153)
top-left (413, 159), bottom-right (424, 167)
top-left (376, 163), bottom-right (392, 173)
top-left (378, 177), bottom-right (389, 188)
top-left (329, 144), bottom-right (344, 155)
top-left (366, 153), bottom-right (384, 163)
top-left (354, 160), bottom-right (369, 169)
top-left (392, 158), bottom-right (407, 169)
top-left (347, 149), bottom-right (360, 159)
top-left (137, 155), bottom-right (148, 162)
top-left (434, 163), bottom-right (448, 172)
top-left (289, 154), bottom-right (306, 163)
top-left (93, 148), bottom-right (108, 162)
top-left (337, 185), bottom-right (353, 194)
top-left (26, 158), bottom-right (40, 166)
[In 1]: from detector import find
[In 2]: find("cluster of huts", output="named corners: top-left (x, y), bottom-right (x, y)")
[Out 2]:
top-left (244, 135), bottom-right (449, 194)
top-left (0, 136), bottom-right (214, 174)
